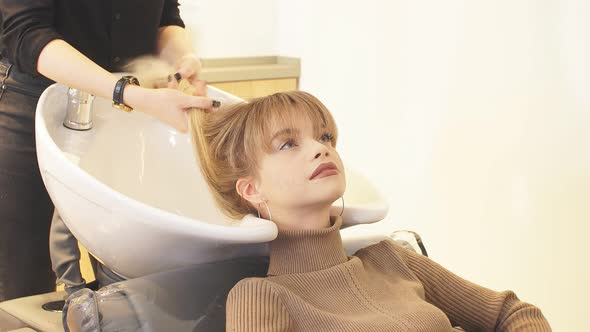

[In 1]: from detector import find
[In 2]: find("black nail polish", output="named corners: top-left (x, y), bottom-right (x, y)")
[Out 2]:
top-left (174, 72), bottom-right (181, 82)
top-left (212, 100), bottom-right (221, 108)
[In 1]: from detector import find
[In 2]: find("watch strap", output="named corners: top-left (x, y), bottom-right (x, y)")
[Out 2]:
top-left (112, 76), bottom-right (140, 111)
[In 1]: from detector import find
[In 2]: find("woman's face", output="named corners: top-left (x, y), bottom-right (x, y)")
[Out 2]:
top-left (255, 116), bottom-right (346, 213)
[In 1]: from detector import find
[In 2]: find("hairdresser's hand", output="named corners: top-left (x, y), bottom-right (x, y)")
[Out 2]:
top-left (168, 54), bottom-right (202, 91)
top-left (123, 85), bottom-right (218, 133)
top-left (177, 78), bottom-right (208, 97)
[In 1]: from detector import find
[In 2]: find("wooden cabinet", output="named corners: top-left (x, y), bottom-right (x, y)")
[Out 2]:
top-left (201, 56), bottom-right (300, 100)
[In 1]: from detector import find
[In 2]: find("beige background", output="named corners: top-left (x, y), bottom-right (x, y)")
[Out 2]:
top-left (179, 1), bottom-right (589, 330)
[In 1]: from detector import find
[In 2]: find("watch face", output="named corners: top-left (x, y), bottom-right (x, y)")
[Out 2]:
top-left (122, 75), bottom-right (140, 86)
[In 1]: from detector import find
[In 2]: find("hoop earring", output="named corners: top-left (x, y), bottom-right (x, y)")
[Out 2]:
top-left (339, 196), bottom-right (345, 216)
top-left (257, 200), bottom-right (272, 223)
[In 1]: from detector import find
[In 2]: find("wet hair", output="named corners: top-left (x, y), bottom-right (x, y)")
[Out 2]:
top-left (187, 91), bottom-right (339, 219)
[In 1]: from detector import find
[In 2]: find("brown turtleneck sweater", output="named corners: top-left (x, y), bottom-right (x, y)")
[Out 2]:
top-left (226, 216), bottom-right (551, 331)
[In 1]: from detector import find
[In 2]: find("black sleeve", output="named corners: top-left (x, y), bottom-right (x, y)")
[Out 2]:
top-left (0, 0), bottom-right (64, 76)
top-left (160, 0), bottom-right (186, 28)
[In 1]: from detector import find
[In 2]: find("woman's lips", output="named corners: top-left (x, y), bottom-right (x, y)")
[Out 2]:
top-left (310, 162), bottom-right (339, 180)
top-left (311, 168), bottom-right (339, 180)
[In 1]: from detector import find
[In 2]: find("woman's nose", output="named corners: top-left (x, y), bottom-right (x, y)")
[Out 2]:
top-left (313, 146), bottom-right (330, 159)
top-left (308, 137), bottom-right (331, 160)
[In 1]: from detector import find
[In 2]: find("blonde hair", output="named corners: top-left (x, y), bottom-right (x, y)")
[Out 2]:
top-left (187, 91), bottom-right (339, 220)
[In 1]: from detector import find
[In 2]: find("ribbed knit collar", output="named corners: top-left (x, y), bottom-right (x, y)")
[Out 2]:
top-left (267, 215), bottom-right (349, 276)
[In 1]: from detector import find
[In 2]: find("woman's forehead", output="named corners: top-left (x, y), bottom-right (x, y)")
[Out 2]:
top-left (268, 117), bottom-right (322, 137)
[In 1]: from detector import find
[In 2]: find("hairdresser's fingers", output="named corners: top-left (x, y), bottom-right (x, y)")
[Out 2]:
top-left (178, 94), bottom-right (220, 110)
top-left (177, 66), bottom-right (195, 80)
top-left (193, 80), bottom-right (207, 97)
top-left (167, 81), bottom-right (178, 89)
top-left (167, 74), bottom-right (179, 89)
top-left (176, 54), bottom-right (201, 80)
top-left (179, 77), bottom-right (207, 96)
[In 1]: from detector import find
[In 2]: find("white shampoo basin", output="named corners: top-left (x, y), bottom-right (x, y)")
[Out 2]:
top-left (35, 83), bottom-right (388, 278)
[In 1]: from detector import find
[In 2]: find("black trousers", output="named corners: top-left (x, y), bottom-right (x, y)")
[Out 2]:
top-left (0, 57), bottom-right (56, 301)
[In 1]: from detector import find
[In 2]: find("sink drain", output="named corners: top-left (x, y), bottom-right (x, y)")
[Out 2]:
top-left (42, 300), bottom-right (65, 312)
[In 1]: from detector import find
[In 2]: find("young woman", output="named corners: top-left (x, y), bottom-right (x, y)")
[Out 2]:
top-left (187, 91), bottom-right (551, 331)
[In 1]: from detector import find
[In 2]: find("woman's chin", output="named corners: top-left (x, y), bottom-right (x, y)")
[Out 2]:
top-left (317, 189), bottom-right (346, 207)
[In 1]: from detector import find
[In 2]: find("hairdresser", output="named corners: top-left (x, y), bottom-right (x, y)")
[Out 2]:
top-left (0, 1), bottom-right (216, 301)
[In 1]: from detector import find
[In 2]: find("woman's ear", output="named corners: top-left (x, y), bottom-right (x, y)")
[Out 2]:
top-left (236, 176), bottom-right (265, 206)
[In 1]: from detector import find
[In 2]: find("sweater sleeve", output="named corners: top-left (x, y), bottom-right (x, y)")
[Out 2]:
top-left (0, 0), bottom-right (63, 76)
top-left (226, 278), bottom-right (294, 332)
top-left (385, 240), bottom-right (552, 332)
top-left (159, 0), bottom-right (185, 28)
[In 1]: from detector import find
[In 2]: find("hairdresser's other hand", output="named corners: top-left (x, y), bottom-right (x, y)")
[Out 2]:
top-left (123, 85), bottom-right (217, 133)
top-left (168, 53), bottom-right (202, 90)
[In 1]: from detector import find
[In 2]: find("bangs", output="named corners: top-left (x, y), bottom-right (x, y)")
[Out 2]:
top-left (243, 91), bottom-right (339, 158)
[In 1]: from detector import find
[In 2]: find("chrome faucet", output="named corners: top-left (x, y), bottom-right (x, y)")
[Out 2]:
top-left (63, 88), bottom-right (95, 130)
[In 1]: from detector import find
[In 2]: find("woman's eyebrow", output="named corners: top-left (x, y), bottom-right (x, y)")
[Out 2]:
top-left (271, 128), bottom-right (299, 141)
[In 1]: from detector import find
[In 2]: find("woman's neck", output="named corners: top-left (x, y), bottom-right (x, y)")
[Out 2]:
top-left (270, 205), bottom-right (333, 231)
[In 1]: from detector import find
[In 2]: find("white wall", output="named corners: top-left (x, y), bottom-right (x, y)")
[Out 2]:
top-left (179, 0), bottom-right (277, 57)
top-left (181, 1), bottom-right (589, 330)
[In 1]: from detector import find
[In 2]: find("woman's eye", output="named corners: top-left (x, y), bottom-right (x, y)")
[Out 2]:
top-left (320, 133), bottom-right (334, 143)
top-left (280, 139), bottom-right (297, 150)
top-left (279, 134), bottom-right (333, 150)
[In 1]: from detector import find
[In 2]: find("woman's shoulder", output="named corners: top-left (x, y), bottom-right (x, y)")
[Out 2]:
top-left (227, 276), bottom-right (288, 307)
top-left (352, 238), bottom-right (427, 279)
top-left (231, 276), bottom-right (270, 289)
top-left (229, 276), bottom-right (283, 296)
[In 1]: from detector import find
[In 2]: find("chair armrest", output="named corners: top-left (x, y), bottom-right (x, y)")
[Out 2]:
top-left (390, 230), bottom-right (428, 257)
